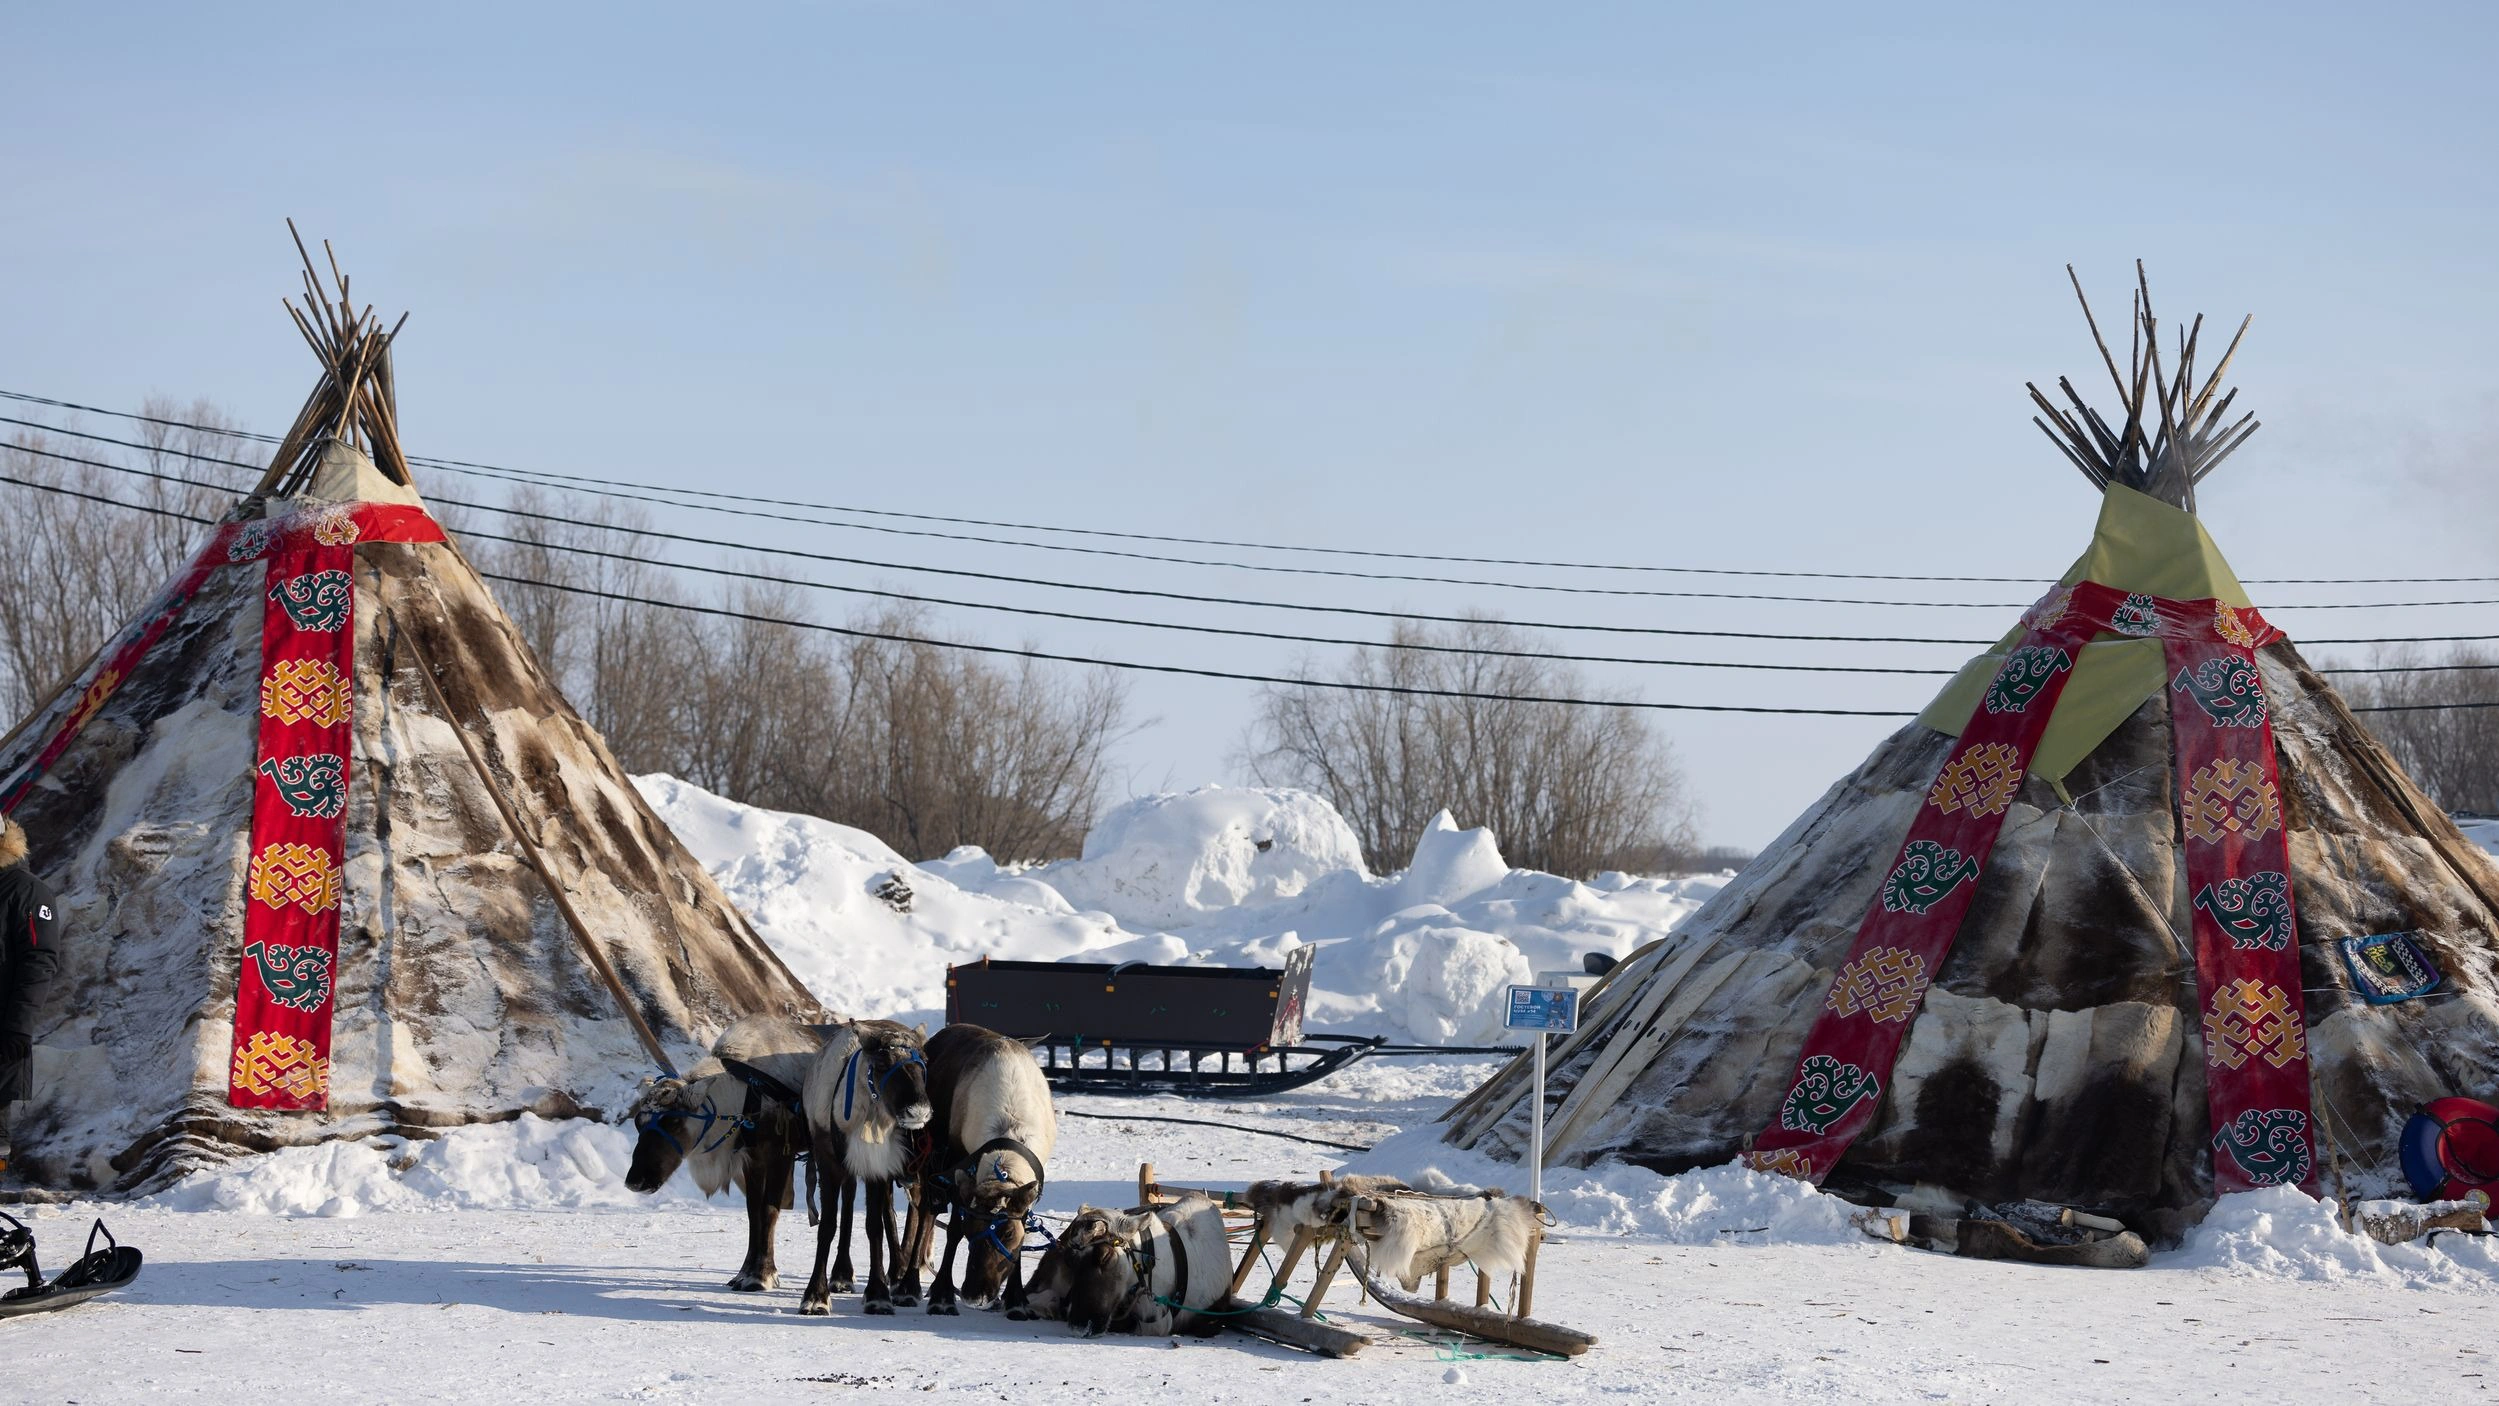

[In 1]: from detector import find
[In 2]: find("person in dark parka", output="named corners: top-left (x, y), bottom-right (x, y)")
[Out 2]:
top-left (0, 816), bottom-right (63, 1171)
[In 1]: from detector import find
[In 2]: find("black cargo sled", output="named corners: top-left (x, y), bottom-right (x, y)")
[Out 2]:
top-left (945, 948), bottom-right (1510, 1097)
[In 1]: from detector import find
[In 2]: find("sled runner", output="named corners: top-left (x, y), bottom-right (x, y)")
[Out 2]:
top-left (0, 1212), bottom-right (143, 1320)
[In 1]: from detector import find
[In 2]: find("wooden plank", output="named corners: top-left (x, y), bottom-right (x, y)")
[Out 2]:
top-left (1218, 1303), bottom-right (1372, 1358)
top-left (1346, 1258), bottom-right (1595, 1358)
top-left (1447, 936), bottom-right (1696, 1148)
top-left (1542, 948), bottom-right (1750, 1163)
top-left (1530, 937), bottom-right (1727, 1157)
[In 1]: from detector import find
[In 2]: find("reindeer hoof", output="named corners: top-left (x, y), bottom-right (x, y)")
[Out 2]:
top-left (928, 1300), bottom-right (961, 1317)
top-left (864, 1298), bottom-right (896, 1316)
top-left (829, 1276), bottom-right (855, 1295)
top-left (799, 1295), bottom-right (831, 1317)
top-left (726, 1273), bottom-right (773, 1293)
top-left (1004, 1307), bottom-right (1037, 1322)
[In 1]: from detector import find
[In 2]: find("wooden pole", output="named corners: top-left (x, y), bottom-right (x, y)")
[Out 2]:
top-left (390, 601), bottom-right (677, 1074)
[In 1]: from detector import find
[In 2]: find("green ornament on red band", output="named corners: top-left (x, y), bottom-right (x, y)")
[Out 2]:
top-left (2172, 656), bottom-right (2269, 728)
top-left (2211, 1108), bottom-right (2313, 1187)
top-left (243, 938), bottom-right (335, 1014)
top-left (258, 754), bottom-right (348, 819)
top-left (1983, 645), bottom-right (2074, 716)
top-left (1779, 1054), bottom-right (1882, 1135)
top-left (270, 569), bottom-right (354, 633)
top-left (2192, 870), bottom-right (2293, 952)
top-left (2109, 592), bottom-right (2161, 636)
top-left (1881, 839), bottom-right (1980, 915)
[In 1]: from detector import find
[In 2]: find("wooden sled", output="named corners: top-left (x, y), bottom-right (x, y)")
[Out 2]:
top-left (1141, 1164), bottom-right (1597, 1359)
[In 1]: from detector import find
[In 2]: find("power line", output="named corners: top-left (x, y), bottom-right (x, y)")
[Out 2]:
top-left (12, 387), bottom-right (2499, 591)
top-left (0, 411), bottom-right (2046, 609)
top-left (4, 467), bottom-right (2499, 711)
top-left (14, 435), bottom-right (2499, 677)
top-left (0, 435), bottom-right (2011, 647)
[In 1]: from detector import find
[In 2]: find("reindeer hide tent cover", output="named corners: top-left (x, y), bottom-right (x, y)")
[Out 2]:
top-left (1445, 274), bottom-right (2499, 1236)
top-left (0, 241), bottom-right (818, 1191)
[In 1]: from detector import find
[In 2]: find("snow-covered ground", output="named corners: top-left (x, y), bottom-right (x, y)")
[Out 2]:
top-left (15, 1052), bottom-right (2499, 1403)
top-left (15, 782), bottom-right (2499, 1402)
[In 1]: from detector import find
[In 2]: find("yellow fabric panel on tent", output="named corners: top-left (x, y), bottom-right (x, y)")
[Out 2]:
top-left (1918, 484), bottom-right (2257, 782)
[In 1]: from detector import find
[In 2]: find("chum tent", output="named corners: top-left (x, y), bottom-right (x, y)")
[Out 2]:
top-left (0, 234), bottom-right (818, 1192)
top-left (1443, 269), bottom-right (2499, 1238)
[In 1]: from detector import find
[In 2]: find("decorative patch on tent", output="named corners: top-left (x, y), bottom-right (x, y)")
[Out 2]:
top-left (1778, 1056), bottom-right (1882, 1135)
top-left (2192, 872), bottom-right (2294, 951)
top-left (1744, 1147), bottom-right (1813, 1180)
top-left (2339, 932), bottom-right (2442, 1005)
top-left (1983, 646), bottom-right (2073, 715)
top-left (2202, 978), bottom-right (2306, 1071)
top-left (247, 842), bottom-right (343, 914)
top-left (2019, 584), bottom-right (2076, 633)
top-left (2212, 1109), bottom-right (2314, 1189)
top-left (269, 569), bottom-right (354, 632)
top-left (65, 669), bottom-right (122, 731)
top-left (261, 658), bottom-right (352, 728)
top-left (1926, 743), bottom-right (2024, 818)
top-left (1880, 840), bottom-right (1981, 915)
top-left (2172, 656), bottom-right (2269, 728)
top-left (2180, 758), bottom-right (2282, 846)
top-left (1824, 947), bottom-right (1929, 1024)
top-left (230, 1030), bottom-right (329, 1103)
top-left (256, 755), bottom-right (348, 819)
top-left (2214, 601), bottom-right (2261, 648)
top-left (242, 939), bottom-right (335, 1013)
top-left (305, 505), bottom-right (364, 546)
top-left (2109, 592), bottom-right (2161, 636)
top-left (226, 520), bottom-right (280, 562)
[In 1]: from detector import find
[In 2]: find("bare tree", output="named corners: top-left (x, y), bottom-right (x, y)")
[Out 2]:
top-left (0, 406), bottom-right (238, 721)
top-left (2339, 646), bottom-right (2499, 814)
top-left (1242, 618), bottom-right (1695, 876)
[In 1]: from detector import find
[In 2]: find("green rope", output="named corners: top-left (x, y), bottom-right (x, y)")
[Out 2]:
top-left (1394, 1329), bottom-right (1566, 1364)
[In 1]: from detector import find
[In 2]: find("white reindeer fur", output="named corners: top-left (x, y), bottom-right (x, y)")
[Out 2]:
top-left (1071, 1198), bottom-right (1231, 1334)
top-left (1360, 1190), bottom-right (1538, 1292)
top-left (948, 1049), bottom-right (1057, 1197)
top-left (803, 1023), bottom-right (933, 1182)
top-left (1246, 1174), bottom-right (1409, 1237)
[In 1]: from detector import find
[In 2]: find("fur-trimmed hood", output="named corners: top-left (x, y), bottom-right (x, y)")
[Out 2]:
top-left (0, 816), bottom-right (24, 869)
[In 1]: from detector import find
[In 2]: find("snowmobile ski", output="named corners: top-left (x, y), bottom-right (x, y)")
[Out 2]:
top-left (0, 1211), bottom-right (144, 1320)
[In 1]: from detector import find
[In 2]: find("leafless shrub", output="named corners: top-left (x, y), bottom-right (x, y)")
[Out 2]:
top-left (1241, 618), bottom-right (1695, 877)
top-left (2339, 645), bottom-right (2499, 815)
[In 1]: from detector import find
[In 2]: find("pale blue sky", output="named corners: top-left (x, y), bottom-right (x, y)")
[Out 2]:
top-left (6, 4), bottom-right (2496, 848)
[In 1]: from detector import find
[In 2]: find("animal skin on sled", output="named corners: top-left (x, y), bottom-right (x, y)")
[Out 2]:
top-left (1356, 1188), bottom-right (1540, 1292)
top-left (1854, 1206), bottom-right (2151, 1268)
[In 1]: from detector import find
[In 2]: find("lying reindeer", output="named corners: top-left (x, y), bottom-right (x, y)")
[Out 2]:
top-left (1037, 1198), bottom-right (1233, 1337)
top-left (799, 1019), bottom-right (932, 1315)
top-left (915, 1023), bottom-right (1057, 1317)
top-left (623, 1015), bottom-right (821, 1292)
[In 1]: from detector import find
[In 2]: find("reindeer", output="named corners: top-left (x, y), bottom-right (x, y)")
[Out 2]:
top-left (622, 1015), bottom-right (821, 1292)
top-left (916, 1023), bottom-right (1057, 1317)
top-left (1050, 1198), bottom-right (1233, 1338)
top-left (799, 1019), bottom-right (932, 1315)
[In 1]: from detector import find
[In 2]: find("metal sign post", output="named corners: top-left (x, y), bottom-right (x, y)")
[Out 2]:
top-left (1505, 984), bottom-right (1581, 1206)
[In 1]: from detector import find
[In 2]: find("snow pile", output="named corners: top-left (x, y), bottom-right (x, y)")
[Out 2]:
top-left (636, 775), bottom-right (1728, 1044)
top-left (1345, 1126), bottom-right (1863, 1245)
top-left (1032, 786), bottom-right (1371, 929)
top-left (151, 1115), bottom-right (695, 1218)
top-left (2166, 1186), bottom-right (2499, 1290)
